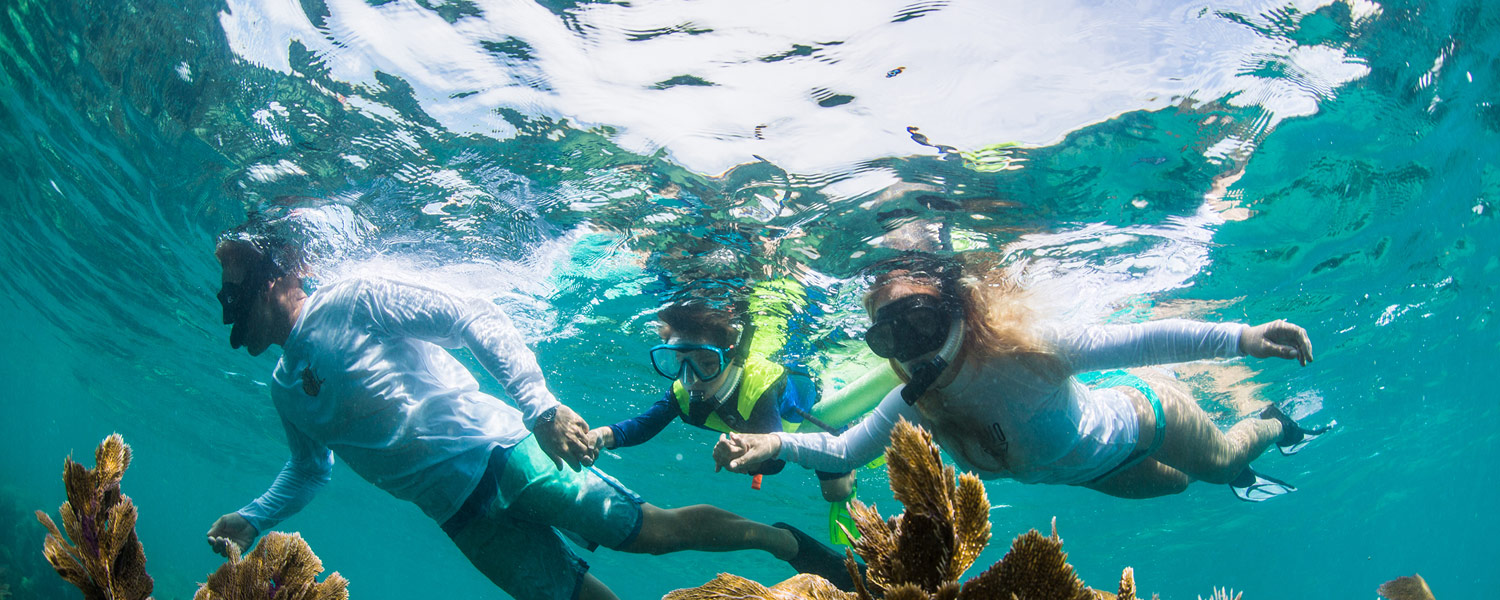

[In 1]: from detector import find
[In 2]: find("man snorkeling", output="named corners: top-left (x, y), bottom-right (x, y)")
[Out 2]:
top-left (587, 296), bottom-right (859, 507)
top-left (203, 211), bottom-right (857, 600)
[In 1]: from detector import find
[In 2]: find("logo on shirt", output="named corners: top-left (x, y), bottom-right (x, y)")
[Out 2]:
top-left (301, 366), bottom-right (324, 396)
top-left (989, 423), bottom-right (1009, 454)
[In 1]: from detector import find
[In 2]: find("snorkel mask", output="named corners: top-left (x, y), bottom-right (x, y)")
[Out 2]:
top-left (649, 312), bottom-right (755, 410)
top-left (862, 252), bottom-right (965, 404)
top-left (217, 238), bottom-right (285, 350)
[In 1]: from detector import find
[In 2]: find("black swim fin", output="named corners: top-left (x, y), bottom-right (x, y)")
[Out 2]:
top-left (1229, 467), bottom-right (1297, 502)
top-left (774, 522), bottom-right (864, 591)
top-left (1261, 405), bottom-right (1336, 456)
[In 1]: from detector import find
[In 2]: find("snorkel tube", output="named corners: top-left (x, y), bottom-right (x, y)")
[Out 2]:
top-left (897, 318), bottom-right (964, 405)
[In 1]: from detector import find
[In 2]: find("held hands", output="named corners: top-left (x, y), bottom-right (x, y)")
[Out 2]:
top-left (535, 405), bottom-right (598, 471)
top-left (205, 512), bottom-right (257, 558)
top-left (712, 432), bottom-right (780, 474)
top-left (1240, 319), bottom-right (1315, 366)
top-left (586, 426), bottom-right (614, 451)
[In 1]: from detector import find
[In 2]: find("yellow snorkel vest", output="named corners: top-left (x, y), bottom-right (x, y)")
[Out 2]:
top-left (672, 354), bottom-right (805, 433)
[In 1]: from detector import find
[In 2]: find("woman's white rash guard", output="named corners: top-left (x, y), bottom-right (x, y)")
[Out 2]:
top-left (236, 277), bottom-right (562, 533)
top-left (773, 319), bottom-right (1246, 485)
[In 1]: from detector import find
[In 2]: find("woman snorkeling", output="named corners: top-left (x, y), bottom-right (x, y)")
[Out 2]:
top-left (714, 252), bottom-right (1329, 501)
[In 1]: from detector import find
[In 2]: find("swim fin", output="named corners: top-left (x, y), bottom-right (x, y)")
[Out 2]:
top-left (1229, 467), bottom-right (1297, 502)
top-left (1261, 405), bottom-right (1335, 456)
top-left (775, 522), bottom-right (864, 591)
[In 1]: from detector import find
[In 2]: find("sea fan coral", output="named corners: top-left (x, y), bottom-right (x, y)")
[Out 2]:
top-left (1378, 574), bottom-right (1435, 600)
top-left (1198, 587), bottom-right (1242, 600)
top-left (851, 419), bottom-right (990, 595)
top-left (667, 419), bottom-right (1151, 600)
top-left (35, 434), bottom-right (347, 600)
top-left (194, 532), bottom-right (348, 600)
top-left (34, 433), bottom-right (154, 600)
top-left (662, 573), bottom-right (853, 600)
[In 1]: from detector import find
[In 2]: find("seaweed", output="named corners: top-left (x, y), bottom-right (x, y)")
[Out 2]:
top-left (665, 419), bottom-right (1141, 600)
top-left (34, 434), bottom-right (347, 600)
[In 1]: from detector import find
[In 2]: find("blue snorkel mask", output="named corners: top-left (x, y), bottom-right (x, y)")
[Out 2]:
top-left (649, 343), bottom-right (734, 381)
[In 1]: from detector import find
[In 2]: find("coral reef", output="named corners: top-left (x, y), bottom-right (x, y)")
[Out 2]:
top-left (1198, 588), bottom-right (1241, 600)
top-left (34, 434), bottom-right (347, 600)
top-left (34, 433), bottom-right (154, 600)
top-left (664, 419), bottom-right (1139, 600)
top-left (194, 532), bottom-right (348, 600)
top-left (1379, 574), bottom-right (1435, 600)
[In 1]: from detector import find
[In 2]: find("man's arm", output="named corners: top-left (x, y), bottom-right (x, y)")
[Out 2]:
top-left (208, 418), bottom-right (332, 556)
top-left (359, 278), bottom-right (593, 469)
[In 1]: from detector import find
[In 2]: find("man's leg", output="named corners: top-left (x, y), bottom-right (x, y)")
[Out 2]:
top-left (447, 501), bottom-right (612, 600)
top-left (618, 503), bottom-right (797, 558)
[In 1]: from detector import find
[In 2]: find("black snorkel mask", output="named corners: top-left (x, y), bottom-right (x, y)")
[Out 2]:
top-left (862, 252), bottom-right (966, 405)
top-left (218, 246), bottom-right (283, 350)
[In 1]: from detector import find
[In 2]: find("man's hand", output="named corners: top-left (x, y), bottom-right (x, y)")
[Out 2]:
top-left (534, 405), bottom-right (597, 471)
top-left (586, 426), bottom-right (614, 451)
top-left (1240, 319), bottom-right (1315, 366)
top-left (713, 432), bottom-right (780, 474)
top-left (206, 512), bottom-right (257, 558)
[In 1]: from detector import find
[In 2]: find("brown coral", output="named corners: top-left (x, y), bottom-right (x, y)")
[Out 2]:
top-left (851, 419), bottom-right (990, 595)
top-left (194, 532), bottom-right (348, 600)
top-left (668, 420), bottom-right (1175, 600)
top-left (34, 433), bottom-right (154, 600)
top-left (955, 521), bottom-right (1094, 600)
top-left (662, 573), bottom-right (853, 600)
top-left (35, 434), bottom-right (347, 600)
top-left (1378, 574), bottom-right (1435, 600)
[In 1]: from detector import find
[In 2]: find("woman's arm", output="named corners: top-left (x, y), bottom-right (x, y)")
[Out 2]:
top-left (1055, 319), bottom-right (1247, 373)
top-left (718, 386), bottom-right (918, 474)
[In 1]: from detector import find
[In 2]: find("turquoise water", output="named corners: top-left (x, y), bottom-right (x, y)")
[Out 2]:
top-left (2, 0), bottom-right (1497, 598)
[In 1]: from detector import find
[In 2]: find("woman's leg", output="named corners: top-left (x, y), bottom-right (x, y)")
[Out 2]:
top-left (818, 472), bottom-right (856, 503)
top-left (1084, 458), bottom-right (1190, 498)
top-left (619, 503), bottom-right (798, 559)
top-left (1145, 374), bottom-right (1283, 485)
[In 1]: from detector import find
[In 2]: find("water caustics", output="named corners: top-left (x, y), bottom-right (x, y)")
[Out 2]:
top-left (7, 0), bottom-right (1499, 598)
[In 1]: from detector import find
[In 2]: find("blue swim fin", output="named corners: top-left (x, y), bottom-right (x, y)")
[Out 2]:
top-left (1229, 467), bottom-right (1297, 502)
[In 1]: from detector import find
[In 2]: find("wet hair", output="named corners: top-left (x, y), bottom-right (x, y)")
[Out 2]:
top-left (657, 300), bottom-right (740, 348)
top-left (863, 251), bottom-right (1063, 381)
top-left (216, 212), bottom-right (306, 285)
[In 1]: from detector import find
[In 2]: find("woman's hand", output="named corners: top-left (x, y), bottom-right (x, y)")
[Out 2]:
top-left (1240, 320), bottom-right (1314, 366)
top-left (713, 432), bottom-right (781, 473)
top-left (206, 512), bottom-right (257, 558)
top-left (586, 426), bottom-right (614, 451)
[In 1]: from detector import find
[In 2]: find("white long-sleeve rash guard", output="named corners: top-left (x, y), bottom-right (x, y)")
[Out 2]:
top-left (236, 277), bottom-right (562, 533)
top-left (773, 319), bottom-right (1246, 485)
